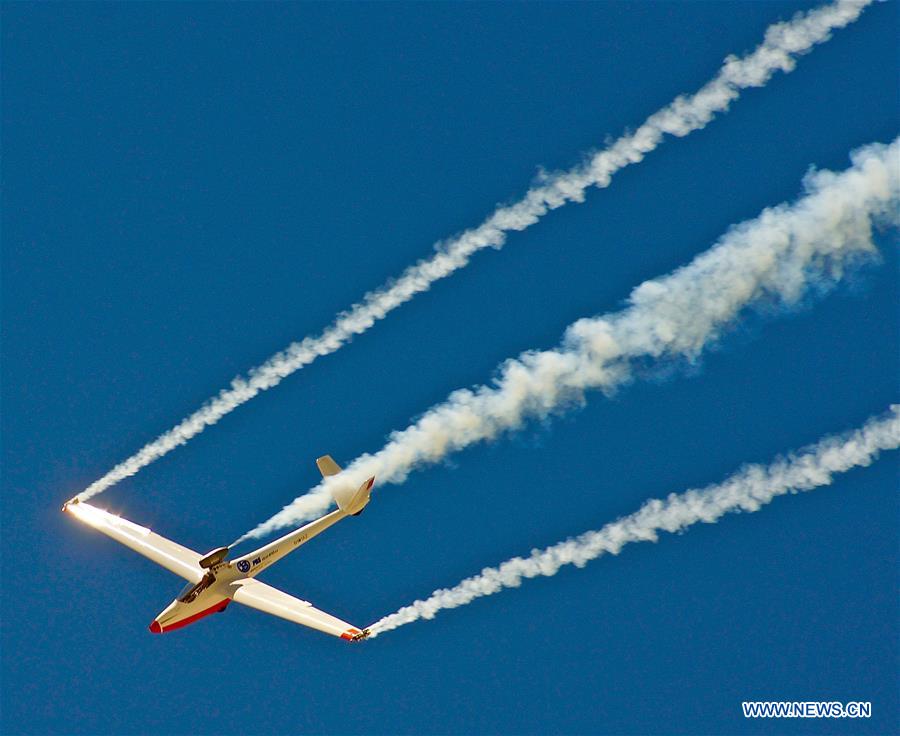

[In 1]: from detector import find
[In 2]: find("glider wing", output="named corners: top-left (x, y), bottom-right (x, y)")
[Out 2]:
top-left (230, 578), bottom-right (368, 641)
top-left (64, 500), bottom-right (204, 583)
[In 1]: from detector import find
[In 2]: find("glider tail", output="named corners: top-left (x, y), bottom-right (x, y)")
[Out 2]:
top-left (316, 455), bottom-right (374, 516)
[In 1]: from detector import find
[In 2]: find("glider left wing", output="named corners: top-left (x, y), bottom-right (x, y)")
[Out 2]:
top-left (64, 500), bottom-right (204, 583)
top-left (230, 578), bottom-right (368, 641)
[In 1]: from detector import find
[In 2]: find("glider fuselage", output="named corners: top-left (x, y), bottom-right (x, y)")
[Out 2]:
top-left (150, 564), bottom-right (239, 633)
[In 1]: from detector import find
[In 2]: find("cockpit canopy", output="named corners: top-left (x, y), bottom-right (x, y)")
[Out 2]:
top-left (178, 572), bottom-right (215, 603)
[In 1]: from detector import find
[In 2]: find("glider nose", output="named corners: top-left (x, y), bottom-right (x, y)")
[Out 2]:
top-left (149, 620), bottom-right (162, 634)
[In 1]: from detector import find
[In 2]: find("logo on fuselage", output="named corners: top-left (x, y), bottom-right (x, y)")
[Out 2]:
top-left (236, 560), bottom-right (251, 573)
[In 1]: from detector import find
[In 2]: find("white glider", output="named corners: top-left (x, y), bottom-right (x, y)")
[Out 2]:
top-left (63, 456), bottom-right (374, 641)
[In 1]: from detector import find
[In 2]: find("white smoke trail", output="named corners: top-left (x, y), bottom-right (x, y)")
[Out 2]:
top-left (77, 0), bottom-right (873, 501)
top-left (367, 406), bottom-right (900, 637)
top-left (235, 137), bottom-right (899, 542)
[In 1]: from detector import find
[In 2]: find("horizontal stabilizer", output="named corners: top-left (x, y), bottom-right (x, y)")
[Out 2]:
top-left (316, 455), bottom-right (342, 477)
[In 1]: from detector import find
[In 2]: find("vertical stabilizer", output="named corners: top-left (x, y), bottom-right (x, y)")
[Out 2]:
top-left (316, 456), bottom-right (373, 515)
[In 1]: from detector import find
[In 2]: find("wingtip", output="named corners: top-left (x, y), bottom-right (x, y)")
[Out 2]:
top-left (341, 627), bottom-right (371, 643)
top-left (61, 496), bottom-right (80, 512)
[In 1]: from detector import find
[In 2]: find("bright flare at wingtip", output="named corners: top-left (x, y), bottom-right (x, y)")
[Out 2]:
top-left (364, 405), bottom-right (900, 638)
top-left (76, 0), bottom-right (873, 502)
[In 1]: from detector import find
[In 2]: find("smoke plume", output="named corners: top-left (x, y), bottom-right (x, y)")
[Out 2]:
top-left (369, 406), bottom-right (899, 636)
top-left (77, 0), bottom-right (872, 500)
top-left (236, 137), bottom-right (898, 541)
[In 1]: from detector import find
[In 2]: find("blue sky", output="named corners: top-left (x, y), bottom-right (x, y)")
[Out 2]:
top-left (2, 2), bottom-right (897, 735)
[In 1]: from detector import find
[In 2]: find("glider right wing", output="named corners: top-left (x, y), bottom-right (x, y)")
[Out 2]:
top-left (230, 577), bottom-right (368, 641)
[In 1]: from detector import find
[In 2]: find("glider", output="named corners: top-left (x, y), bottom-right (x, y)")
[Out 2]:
top-left (62, 455), bottom-right (374, 641)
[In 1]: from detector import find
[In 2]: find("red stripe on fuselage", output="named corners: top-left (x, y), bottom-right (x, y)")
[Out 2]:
top-left (151, 599), bottom-right (230, 634)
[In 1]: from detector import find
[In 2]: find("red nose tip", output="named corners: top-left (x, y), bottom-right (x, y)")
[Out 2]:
top-left (149, 620), bottom-right (162, 634)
